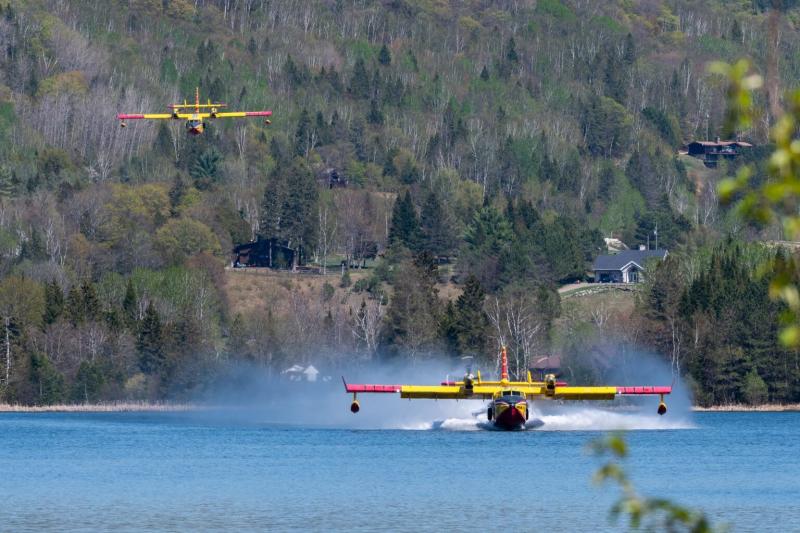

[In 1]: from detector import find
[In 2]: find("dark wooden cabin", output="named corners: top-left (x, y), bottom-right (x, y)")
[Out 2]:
top-left (686, 139), bottom-right (752, 168)
top-left (232, 237), bottom-right (303, 269)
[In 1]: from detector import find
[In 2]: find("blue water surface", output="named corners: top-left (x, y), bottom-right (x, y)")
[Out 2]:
top-left (1, 411), bottom-right (798, 531)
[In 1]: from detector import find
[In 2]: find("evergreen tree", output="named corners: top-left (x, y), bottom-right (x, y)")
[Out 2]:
top-left (442, 275), bottom-right (490, 357)
top-left (43, 280), bottom-right (64, 325)
top-left (283, 55), bottom-right (307, 88)
top-left (168, 174), bottom-right (186, 217)
top-left (260, 164), bottom-right (289, 241)
top-left (138, 302), bottom-right (166, 375)
top-left (349, 57), bottom-right (370, 99)
top-left (122, 279), bottom-right (138, 327)
top-left (295, 108), bottom-right (312, 156)
top-left (382, 257), bottom-right (441, 356)
top-left (506, 37), bottom-right (519, 63)
top-left (388, 191), bottom-right (420, 251)
top-left (72, 361), bottom-right (105, 403)
top-left (190, 148), bottom-right (222, 190)
top-left (345, 119), bottom-right (365, 161)
top-left (378, 44), bottom-right (391, 66)
top-left (367, 98), bottom-right (384, 125)
top-left (603, 47), bottom-right (626, 103)
top-left (623, 33), bottom-right (636, 65)
top-left (419, 190), bottom-right (455, 259)
top-left (459, 206), bottom-right (514, 290)
top-left (65, 287), bottom-right (84, 326)
top-left (80, 280), bottom-right (101, 322)
top-left (153, 122), bottom-right (173, 158)
top-left (19, 228), bottom-right (47, 262)
top-left (29, 352), bottom-right (65, 405)
top-left (730, 19), bottom-right (743, 42)
top-left (281, 157), bottom-right (319, 254)
top-left (315, 111), bottom-right (331, 145)
top-left (480, 65), bottom-right (490, 81)
top-left (0, 166), bottom-right (14, 198)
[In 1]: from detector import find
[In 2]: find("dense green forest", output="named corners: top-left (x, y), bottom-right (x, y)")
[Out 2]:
top-left (1, 0), bottom-right (799, 405)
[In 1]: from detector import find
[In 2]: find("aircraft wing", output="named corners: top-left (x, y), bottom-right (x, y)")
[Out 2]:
top-left (117, 113), bottom-right (173, 120)
top-left (344, 379), bottom-right (670, 401)
top-left (211, 111), bottom-right (272, 118)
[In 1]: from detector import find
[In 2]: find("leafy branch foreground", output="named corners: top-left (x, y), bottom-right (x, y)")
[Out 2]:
top-left (590, 434), bottom-right (723, 532)
top-left (717, 59), bottom-right (800, 347)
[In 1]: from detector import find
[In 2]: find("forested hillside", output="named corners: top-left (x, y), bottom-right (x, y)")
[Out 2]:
top-left (1, 0), bottom-right (799, 405)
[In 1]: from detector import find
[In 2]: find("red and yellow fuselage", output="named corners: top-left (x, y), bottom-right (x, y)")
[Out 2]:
top-left (488, 391), bottom-right (528, 430)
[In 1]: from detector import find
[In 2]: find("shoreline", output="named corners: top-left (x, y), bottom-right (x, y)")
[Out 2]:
top-left (0, 402), bottom-right (198, 413)
top-left (2, 402), bottom-right (799, 413)
top-left (692, 403), bottom-right (800, 412)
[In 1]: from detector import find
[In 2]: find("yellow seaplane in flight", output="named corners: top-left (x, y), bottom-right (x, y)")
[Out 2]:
top-left (117, 88), bottom-right (272, 135)
top-left (344, 347), bottom-right (671, 430)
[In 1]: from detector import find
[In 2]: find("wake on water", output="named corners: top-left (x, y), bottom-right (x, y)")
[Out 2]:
top-left (398, 404), bottom-right (696, 431)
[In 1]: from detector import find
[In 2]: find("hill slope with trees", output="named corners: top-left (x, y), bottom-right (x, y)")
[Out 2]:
top-left (1, 0), bottom-right (799, 404)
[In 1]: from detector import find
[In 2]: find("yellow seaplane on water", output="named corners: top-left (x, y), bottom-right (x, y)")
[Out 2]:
top-left (117, 87), bottom-right (272, 135)
top-left (344, 347), bottom-right (671, 430)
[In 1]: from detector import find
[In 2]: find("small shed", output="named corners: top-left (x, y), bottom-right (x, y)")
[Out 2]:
top-left (592, 249), bottom-right (668, 283)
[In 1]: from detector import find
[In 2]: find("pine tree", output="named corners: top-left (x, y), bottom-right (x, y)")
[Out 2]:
top-left (480, 65), bottom-right (490, 81)
top-left (260, 165), bottom-right (288, 241)
top-left (452, 275), bottom-right (489, 357)
top-left (153, 122), bottom-right (173, 158)
top-left (295, 108), bottom-right (312, 156)
top-left (349, 57), bottom-right (370, 99)
top-left (378, 44), bottom-right (391, 66)
top-left (19, 228), bottom-right (47, 262)
top-left (43, 280), bottom-right (64, 325)
top-left (604, 47), bottom-right (626, 103)
top-left (281, 158), bottom-right (319, 254)
top-left (0, 166), bottom-right (14, 198)
top-left (30, 352), bottom-right (65, 405)
top-left (122, 279), bottom-right (138, 327)
top-left (419, 190), bottom-right (455, 259)
top-left (138, 302), bottom-right (165, 375)
top-left (81, 280), bottom-right (101, 322)
top-left (283, 55), bottom-right (306, 88)
top-left (65, 287), bottom-right (84, 326)
top-left (730, 19), bottom-right (743, 43)
top-left (315, 111), bottom-right (331, 145)
top-left (367, 98), bottom-right (384, 125)
top-left (506, 37), bottom-right (519, 63)
top-left (388, 191), bottom-right (420, 251)
top-left (190, 148), bottom-right (222, 190)
top-left (168, 174), bottom-right (186, 217)
top-left (623, 33), bottom-right (636, 65)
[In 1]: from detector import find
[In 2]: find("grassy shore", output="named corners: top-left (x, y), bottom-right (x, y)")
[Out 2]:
top-left (0, 401), bottom-right (197, 412)
top-left (693, 404), bottom-right (800, 412)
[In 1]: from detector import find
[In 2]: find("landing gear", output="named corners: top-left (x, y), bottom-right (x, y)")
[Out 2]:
top-left (487, 406), bottom-right (493, 421)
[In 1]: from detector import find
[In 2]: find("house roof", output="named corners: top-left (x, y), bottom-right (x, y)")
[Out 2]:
top-left (592, 249), bottom-right (668, 271)
top-left (531, 355), bottom-right (561, 369)
top-left (688, 140), bottom-right (753, 147)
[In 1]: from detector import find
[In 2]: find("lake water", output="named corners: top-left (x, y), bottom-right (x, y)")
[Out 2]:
top-left (1, 408), bottom-right (798, 531)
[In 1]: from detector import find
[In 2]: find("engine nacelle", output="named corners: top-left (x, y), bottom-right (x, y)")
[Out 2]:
top-left (657, 401), bottom-right (667, 415)
top-left (544, 373), bottom-right (557, 397)
top-left (350, 400), bottom-right (360, 413)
